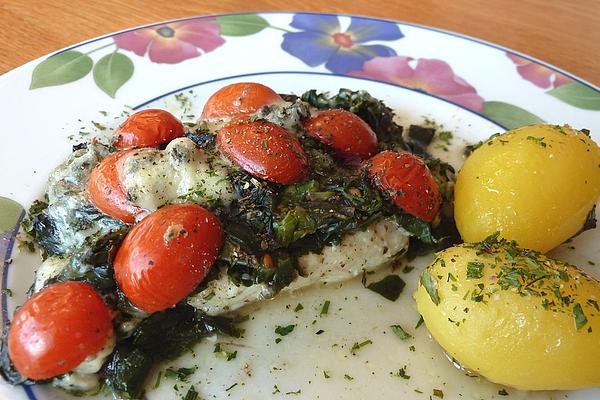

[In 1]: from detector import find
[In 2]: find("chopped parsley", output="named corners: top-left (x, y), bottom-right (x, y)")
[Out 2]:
top-left (573, 303), bottom-right (588, 330)
top-left (351, 339), bottom-right (373, 354)
top-left (391, 366), bottom-right (410, 379)
top-left (389, 324), bottom-right (412, 340)
top-left (433, 388), bottom-right (444, 398)
top-left (438, 130), bottom-right (453, 143)
top-left (275, 324), bottom-right (296, 336)
top-left (154, 371), bottom-right (163, 389)
top-left (183, 386), bottom-right (199, 400)
top-left (415, 315), bottom-right (424, 329)
top-left (344, 374), bottom-right (354, 380)
top-left (420, 269), bottom-right (440, 305)
top-left (320, 300), bottom-right (330, 316)
top-left (498, 388), bottom-right (509, 396)
top-left (526, 135), bottom-right (547, 147)
top-left (164, 366), bottom-right (197, 382)
top-left (285, 389), bottom-right (301, 395)
top-left (466, 262), bottom-right (484, 279)
top-left (272, 385), bottom-right (281, 394)
top-left (91, 121), bottom-right (106, 130)
top-left (323, 370), bottom-right (330, 379)
top-left (214, 343), bottom-right (237, 361)
top-left (294, 303), bottom-right (304, 312)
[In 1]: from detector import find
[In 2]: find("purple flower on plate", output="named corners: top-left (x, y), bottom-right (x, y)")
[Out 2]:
top-left (281, 14), bottom-right (403, 74)
top-left (113, 19), bottom-right (225, 64)
top-left (350, 56), bottom-right (484, 112)
top-left (506, 53), bottom-right (572, 89)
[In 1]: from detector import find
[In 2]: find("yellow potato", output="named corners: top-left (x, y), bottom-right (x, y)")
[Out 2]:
top-left (415, 237), bottom-right (600, 390)
top-left (455, 124), bottom-right (600, 252)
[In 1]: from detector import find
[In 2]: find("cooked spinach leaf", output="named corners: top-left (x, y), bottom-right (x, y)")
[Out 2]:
top-left (367, 275), bottom-right (406, 301)
top-left (105, 304), bottom-right (240, 399)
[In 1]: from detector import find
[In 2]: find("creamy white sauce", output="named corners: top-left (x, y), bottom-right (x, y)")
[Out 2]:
top-left (121, 137), bottom-right (235, 211)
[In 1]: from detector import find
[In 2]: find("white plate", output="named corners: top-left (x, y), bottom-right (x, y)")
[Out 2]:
top-left (1, 12), bottom-right (599, 400)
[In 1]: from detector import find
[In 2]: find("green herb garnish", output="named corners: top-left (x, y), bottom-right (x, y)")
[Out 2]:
top-left (390, 325), bottom-right (412, 340)
top-left (420, 269), bottom-right (440, 305)
top-left (466, 262), bottom-right (484, 279)
top-left (183, 386), bottom-right (199, 400)
top-left (574, 303), bottom-right (588, 330)
top-left (320, 300), bottom-right (330, 316)
top-left (275, 324), bottom-right (296, 336)
top-left (214, 343), bottom-right (237, 361)
top-left (351, 339), bottom-right (373, 354)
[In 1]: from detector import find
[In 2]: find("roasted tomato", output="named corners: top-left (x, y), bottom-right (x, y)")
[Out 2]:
top-left (217, 120), bottom-right (309, 184)
top-left (87, 150), bottom-right (142, 223)
top-left (114, 204), bottom-right (223, 313)
top-left (114, 109), bottom-right (185, 150)
top-left (200, 82), bottom-right (282, 122)
top-left (8, 281), bottom-right (113, 380)
top-left (366, 150), bottom-right (441, 222)
top-left (304, 109), bottom-right (378, 161)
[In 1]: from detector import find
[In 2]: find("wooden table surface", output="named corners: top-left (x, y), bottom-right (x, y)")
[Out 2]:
top-left (1, 0), bottom-right (599, 85)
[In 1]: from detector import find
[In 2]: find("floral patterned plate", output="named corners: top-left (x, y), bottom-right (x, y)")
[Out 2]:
top-left (1, 12), bottom-right (599, 400)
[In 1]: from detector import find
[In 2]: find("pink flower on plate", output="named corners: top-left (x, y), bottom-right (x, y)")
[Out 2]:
top-left (506, 52), bottom-right (572, 89)
top-left (113, 19), bottom-right (225, 64)
top-left (349, 56), bottom-right (484, 112)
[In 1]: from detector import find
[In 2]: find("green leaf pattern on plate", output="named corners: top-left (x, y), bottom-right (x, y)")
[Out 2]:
top-left (216, 14), bottom-right (270, 36)
top-left (93, 52), bottom-right (134, 98)
top-left (0, 197), bottom-right (24, 233)
top-left (482, 101), bottom-right (545, 129)
top-left (548, 82), bottom-right (600, 110)
top-left (30, 50), bottom-right (93, 89)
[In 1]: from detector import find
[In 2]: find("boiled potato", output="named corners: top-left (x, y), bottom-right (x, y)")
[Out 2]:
top-left (415, 236), bottom-right (600, 390)
top-left (455, 124), bottom-right (600, 252)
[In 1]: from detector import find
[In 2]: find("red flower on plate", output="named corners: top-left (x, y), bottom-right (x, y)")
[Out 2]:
top-left (506, 52), bottom-right (572, 89)
top-left (113, 19), bottom-right (225, 64)
top-left (350, 56), bottom-right (484, 112)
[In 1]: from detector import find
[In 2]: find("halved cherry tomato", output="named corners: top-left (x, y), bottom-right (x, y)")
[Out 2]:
top-left (201, 82), bottom-right (283, 122)
top-left (87, 150), bottom-right (142, 223)
top-left (304, 109), bottom-right (378, 161)
top-left (217, 120), bottom-right (309, 184)
top-left (113, 204), bottom-right (223, 313)
top-left (8, 281), bottom-right (113, 380)
top-left (114, 109), bottom-right (185, 150)
top-left (366, 150), bottom-right (441, 222)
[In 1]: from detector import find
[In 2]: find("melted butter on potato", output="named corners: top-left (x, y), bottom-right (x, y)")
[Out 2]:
top-left (455, 124), bottom-right (600, 252)
top-left (415, 235), bottom-right (600, 390)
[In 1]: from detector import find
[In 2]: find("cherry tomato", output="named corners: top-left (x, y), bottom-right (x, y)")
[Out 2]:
top-left (114, 204), bottom-right (223, 313)
top-left (201, 82), bottom-right (283, 122)
top-left (217, 120), bottom-right (309, 184)
top-left (114, 109), bottom-right (185, 150)
top-left (366, 150), bottom-right (441, 222)
top-left (8, 281), bottom-right (113, 380)
top-left (87, 150), bottom-right (142, 224)
top-left (304, 109), bottom-right (378, 161)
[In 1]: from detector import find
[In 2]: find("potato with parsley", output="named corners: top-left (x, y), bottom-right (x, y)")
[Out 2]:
top-left (455, 124), bottom-right (600, 253)
top-left (414, 235), bottom-right (600, 390)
